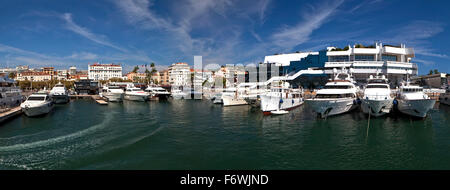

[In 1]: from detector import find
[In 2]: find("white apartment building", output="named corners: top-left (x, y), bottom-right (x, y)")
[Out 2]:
top-left (55, 69), bottom-right (69, 80)
top-left (168, 62), bottom-right (191, 87)
top-left (16, 72), bottom-right (52, 81)
top-left (88, 63), bottom-right (123, 81)
top-left (324, 43), bottom-right (417, 85)
top-left (69, 66), bottom-right (77, 75)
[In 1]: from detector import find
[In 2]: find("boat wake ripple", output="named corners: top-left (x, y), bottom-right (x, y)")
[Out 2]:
top-left (0, 112), bottom-right (115, 152)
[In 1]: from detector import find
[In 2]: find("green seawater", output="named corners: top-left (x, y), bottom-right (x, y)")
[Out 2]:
top-left (0, 99), bottom-right (449, 170)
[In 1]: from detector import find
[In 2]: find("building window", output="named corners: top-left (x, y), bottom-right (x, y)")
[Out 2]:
top-left (355, 55), bottom-right (374, 61)
top-left (329, 56), bottom-right (349, 62)
top-left (382, 55), bottom-right (397, 61)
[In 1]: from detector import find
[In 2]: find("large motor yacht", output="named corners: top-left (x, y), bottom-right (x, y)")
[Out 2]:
top-left (49, 82), bottom-right (69, 104)
top-left (100, 84), bottom-right (124, 102)
top-left (124, 86), bottom-right (149, 102)
top-left (260, 82), bottom-right (303, 115)
top-left (305, 69), bottom-right (358, 118)
top-left (396, 82), bottom-right (435, 118)
top-left (20, 92), bottom-right (54, 117)
top-left (360, 75), bottom-right (393, 117)
top-left (145, 86), bottom-right (171, 100)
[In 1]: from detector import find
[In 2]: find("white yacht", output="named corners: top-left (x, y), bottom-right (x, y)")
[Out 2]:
top-left (396, 82), bottom-right (436, 118)
top-left (211, 92), bottom-right (223, 104)
top-left (124, 86), bottom-right (148, 102)
top-left (260, 82), bottom-right (303, 115)
top-left (20, 92), bottom-right (54, 117)
top-left (145, 86), bottom-right (170, 100)
top-left (222, 87), bottom-right (248, 106)
top-left (439, 86), bottom-right (450, 106)
top-left (305, 70), bottom-right (358, 118)
top-left (360, 75), bottom-right (393, 117)
top-left (0, 75), bottom-right (23, 108)
top-left (171, 89), bottom-right (190, 100)
top-left (100, 85), bottom-right (124, 102)
top-left (49, 82), bottom-right (69, 104)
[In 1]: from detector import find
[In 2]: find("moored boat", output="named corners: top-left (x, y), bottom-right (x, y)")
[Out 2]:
top-left (100, 85), bottom-right (124, 102)
top-left (20, 92), bottom-right (54, 117)
top-left (145, 86), bottom-right (170, 100)
top-left (260, 82), bottom-right (303, 115)
top-left (124, 86), bottom-right (148, 102)
top-left (360, 75), bottom-right (393, 117)
top-left (49, 82), bottom-right (70, 104)
top-left (396, 82), bottom-right (435, 118)
top-left (305, 69), bottom-right (358, 118)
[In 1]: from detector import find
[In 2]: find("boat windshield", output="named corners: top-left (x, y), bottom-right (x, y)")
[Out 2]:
top-left (324, 85), bottom-right (352, 89)
top-left (28, 96), bottom-right (45, 101)
top-left (109, 86), bottom-right (121, 89)
top-left (368, 79), bottom-right (387, 84)
top-left (366, 85), bottom-right (388, 89)
top-left (315, 93), bottom-right (355, 99)
top-left (403, 88), bottom-right (422, 92)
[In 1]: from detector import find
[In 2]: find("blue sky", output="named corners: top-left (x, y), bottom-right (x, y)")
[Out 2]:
top-left (0, 0), bottom-right (449, 74)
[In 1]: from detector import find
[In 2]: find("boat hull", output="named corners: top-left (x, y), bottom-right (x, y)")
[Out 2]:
top-left (361, 98), bottom-right (393, 117)
top-left (124, 94), bottom-right (148, 102)
top-left (222, 96), bottom-right (248, 106)
top-left (155, 94), bottom-right (170, 100)
top-left (51, 95), bottom-right (70, 104)
top-left (21, 102), bottom-right (53, 117)
top-left (439, 94), bottom-right (450, 106)
top-left (305, 98), bottom-right (357, 118)
top-left (397, 99), bottom-right (436, 118)
top-left (212, 97), bottom-right (223, 104)
top-left (260, 95), bottom-right (303, 114)
top-left (104, 93), bottom-right (124, 102)
top-left (172, 93), bottom-right (189, 100)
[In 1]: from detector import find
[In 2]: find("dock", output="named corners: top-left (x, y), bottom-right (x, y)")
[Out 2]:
top-left (0, 107), bottom-right (22, 124)
top-left (92, 95), bottom-right (108, 105)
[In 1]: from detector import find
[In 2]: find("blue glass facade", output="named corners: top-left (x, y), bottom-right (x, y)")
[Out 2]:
top-left (284, 50), bottom-right (328, 74)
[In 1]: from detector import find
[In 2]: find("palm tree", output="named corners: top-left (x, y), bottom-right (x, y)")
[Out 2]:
top-left (132, 66), bottom-right (139, 73)
top-left (145, 68), bottom-right (151, 84)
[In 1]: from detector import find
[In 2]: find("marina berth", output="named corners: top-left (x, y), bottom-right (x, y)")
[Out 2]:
top-left (124, 85), bottom-right (149, 102)
top-left (305, 69), bottom-right (359, 118)
top-left (20, 92), bottom-right (54, 117)
top-left (360, 75), bottom-right (393, 117)
top-left (396, 82), bottom-right (436, 118)
top-left (49, 82), bottom-right (70, 104)
top-left (260, 81), bottom-right (304, 115)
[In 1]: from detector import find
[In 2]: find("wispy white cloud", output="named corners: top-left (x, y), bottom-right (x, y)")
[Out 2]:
top-left (61, 13), bottom-right (128, 52)
top-left (414, 58), bottom-right (435, 65)
top-left (258, 0), bottom-right (271, 24)
top-left (270, 0), bottom-right (344, 50)
top-left (0, 43), bottom-right (152, 70)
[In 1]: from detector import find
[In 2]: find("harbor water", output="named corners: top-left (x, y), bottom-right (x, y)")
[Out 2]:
top-left (0, 99), bottom-right (449, 170)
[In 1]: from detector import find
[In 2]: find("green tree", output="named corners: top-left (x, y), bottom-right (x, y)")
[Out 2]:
top-left (429, 70), bottom-right (433, 75)
top-left (132, 66), bottom-right (139, 73)
top-left (434, 69), bottom-right (439, 74)
top-left (8, 72), bottom-right (16, 79)
top-left (145, 68), bottom-right (151, 84)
